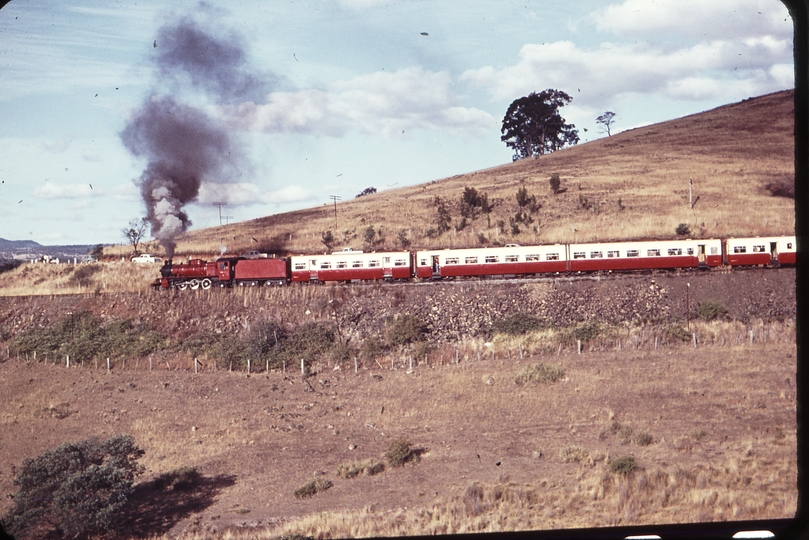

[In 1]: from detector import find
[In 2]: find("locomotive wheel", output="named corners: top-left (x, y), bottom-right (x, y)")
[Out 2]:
top-left (190, 279), bottom-right (200, 290)
top-left (201, 278), bottom-right (212, 290)
top-left (178, 282), bottom-right (188, 290)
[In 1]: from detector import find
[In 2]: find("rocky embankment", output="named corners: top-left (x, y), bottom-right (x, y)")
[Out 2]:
top-left (0, 268), bottom-right (795, 344)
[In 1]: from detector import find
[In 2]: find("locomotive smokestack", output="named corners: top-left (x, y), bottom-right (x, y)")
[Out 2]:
top-left (120, 10), bottom-right (272, 259)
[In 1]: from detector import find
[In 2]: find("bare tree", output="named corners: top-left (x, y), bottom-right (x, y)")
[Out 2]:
top-left (596, 111), bottom-right (616, 137)
top-left (122, 218), bottom-right (149, 256)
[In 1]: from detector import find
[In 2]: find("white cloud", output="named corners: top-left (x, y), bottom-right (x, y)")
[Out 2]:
top-left (197, 182), bottom-right (318, 207)
top-left (229, 67), bottom-right (496, 137)
top-left (33, 180), bottom-right (95, 200)
top-left (461, 36), bottom-right (792, 105)
top-left (593, 0), bottom-right (791, 40)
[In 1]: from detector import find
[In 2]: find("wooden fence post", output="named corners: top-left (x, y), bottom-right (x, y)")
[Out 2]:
top-left (66, 354), bottom-right (70, 368)
top-left (107, 357), bottom-right (110, 373)
top-left (195, 358), bottom-right (198, 374)
top-left (301, 358), bottom-right (305, 375)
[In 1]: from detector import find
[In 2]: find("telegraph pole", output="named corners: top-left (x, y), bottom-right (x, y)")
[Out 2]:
top-left (329, 195), bottom-right (341, 225)
top-left (213, 202), bottom-right (228, 225)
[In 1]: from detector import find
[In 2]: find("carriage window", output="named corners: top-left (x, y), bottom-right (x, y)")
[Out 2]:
top-left (627, 250), bottom-right (640, 257)
top-left (505, 255), bottom-right (519, 262)
top-left (544, 253), bottom-right (558, 261)
top-left (465, 257), bottom-right (478, 264)
top-left (368, 260), bottom-right (380, 267)
top-left (294, 262), bottom-right (306, 270)
top-left (320, 262), bottom-right (332, 269)
top-left (573, 252), bottom-right (585, 259)
top-left (485, 255), bottom-right (499, 263)
top-left (352, 261), bottom-right (364, 268)
top-left (607, 250), bottom-right (620, 258)
top-left (445, 257), bottom-right (459, 265)
top-left (710, 247), bottom-right (719, 255)
top-left (668, 248), bottom-right (682, 256)
top-left (590, 251), bottom-right (603, 259)
top-left (647, 249), bottom-right (661, 257)
top-left (384, 257), bottom-right (390, 264)
top-left (526, 254), bottom-right (541, 261)
top-left (394, 259), bottom-right (407, 266)
top-left (733, 246), bottom-right (747, 253)
top-left (753, 245), bottom-right (766, 253)
top-left (788, 243), bottom-right (793, 249)
top-left (687, 248), bottom-right (694, 255)
top-left (336, 261), bottom-right (347, 269)
top-left (420, 259), bottom-right (427, 266)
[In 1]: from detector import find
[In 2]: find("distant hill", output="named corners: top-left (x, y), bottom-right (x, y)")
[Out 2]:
top-left (0, 237), bottom-right (96, 261)
top-left (166, 89), bottom-right (795, 259)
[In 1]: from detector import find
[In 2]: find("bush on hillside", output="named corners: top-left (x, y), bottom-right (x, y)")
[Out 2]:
top-left (514, 363), bottom-right (565, 385)
top-left (490, 313), bottom-right (544, 336)
top-left (10, 311), bottom-right (166, 364)
top-left (2, 435), bottom-right (144, 539)
top-left (385, 439), bottom-right (419, 468)
top-left (696, 300), bottom-right (728, 321)
top-left (384, 314), bottom-right (427, 347)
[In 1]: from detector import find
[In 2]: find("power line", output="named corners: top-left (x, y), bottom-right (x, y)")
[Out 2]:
top-left (212, 202), bottom-right (227, 226)
top-left (329, 195), bottom-right (341, 223)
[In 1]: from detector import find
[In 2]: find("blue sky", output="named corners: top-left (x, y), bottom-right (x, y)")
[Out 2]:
top-left (0, 0), bottom-right (794, 246)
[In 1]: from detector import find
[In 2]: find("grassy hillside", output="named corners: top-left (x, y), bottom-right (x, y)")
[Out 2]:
top-left (159, 89), bottom-right (794, 259)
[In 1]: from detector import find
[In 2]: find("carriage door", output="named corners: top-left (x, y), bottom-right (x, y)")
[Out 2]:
top-left (309, 259), bottom-right (319, 281)
top-left (697, 244), bottom-right (707, 268)
top-left (770, 242), bottom-right (780, 266)
top-left (431, 255), bottom-right (440, 276)
top-left (383, 256), bottom-right (393, 279)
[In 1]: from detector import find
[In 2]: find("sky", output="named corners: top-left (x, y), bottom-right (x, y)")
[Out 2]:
top-left (0, 0), bottom-right (795, 247)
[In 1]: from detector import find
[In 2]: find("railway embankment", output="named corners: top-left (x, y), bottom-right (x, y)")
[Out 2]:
top-left (0, 268), bottom-right (794, 344)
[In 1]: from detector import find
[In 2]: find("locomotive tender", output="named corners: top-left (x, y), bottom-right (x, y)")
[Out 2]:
top-left (153, 236), bottom-right (796, 290)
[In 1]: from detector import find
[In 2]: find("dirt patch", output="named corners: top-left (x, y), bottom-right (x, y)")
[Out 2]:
top-left (0, 339), bottom-right (796, 536)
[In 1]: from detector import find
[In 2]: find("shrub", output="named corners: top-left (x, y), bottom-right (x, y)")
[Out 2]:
top-left (696, 300), bottom-right (727, 321)
top-left (397, 230), bottom-right (411, 249)
top-left (293, 478), bottom-right (333, 499)
top-left (73, 263), bottom-right (101, 283)
top-left (665, 324), bottom-right (691, 342)
top-left (336, 458), bottom-right (384, 479)
top-left (491, 313), bottom-right (544, 336)
top-left (609, 455), bottom-right (639, 476)
top-left (152, 466), bottom-right (200, 491)
top-left (360, 337), bottom-right (387, 360)
top-left (514, 363), bottom-right (565, 385)
top-left (321, 230), bottom-right (335, 251)
top-left (384, 314), bottom-right (427, 347)
top-left (386, 439), bottom-right (418, 468)
top-left (2, 435), bottom-right (144, 539)
top-left (549, 173), bottom-right (562, 194)
top-left (765, 180), bottom-right (794, 198)
top-left (10, 312), bottom-right (167, 364)
top-left (330, 342), bottom-right (358, 363)
top-left (675, 223), bottom-right (691, 236)
top-left (632, 432), bottom-right (654, 446)
top-left (559, 445), bottom-right (589, 463)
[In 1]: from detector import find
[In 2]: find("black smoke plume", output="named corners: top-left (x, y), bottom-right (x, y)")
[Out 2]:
top-left (155, 15), bottom-right (271, 104)
top-left (120, 8), bottom-right (272, 258)
top-left (120, 96), bottom-right (240, 258)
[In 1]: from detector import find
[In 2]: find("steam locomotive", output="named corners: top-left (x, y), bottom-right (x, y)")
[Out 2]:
top-left (153, 235), bottom-right (796, 290)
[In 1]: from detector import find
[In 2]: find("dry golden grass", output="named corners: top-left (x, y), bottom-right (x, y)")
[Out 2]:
top-left (0, 260), bottom-right (158, 296)
top-left (155, 90), bottom-right (794, 260)
top-left (0, 332), bottom-right (795, 538)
